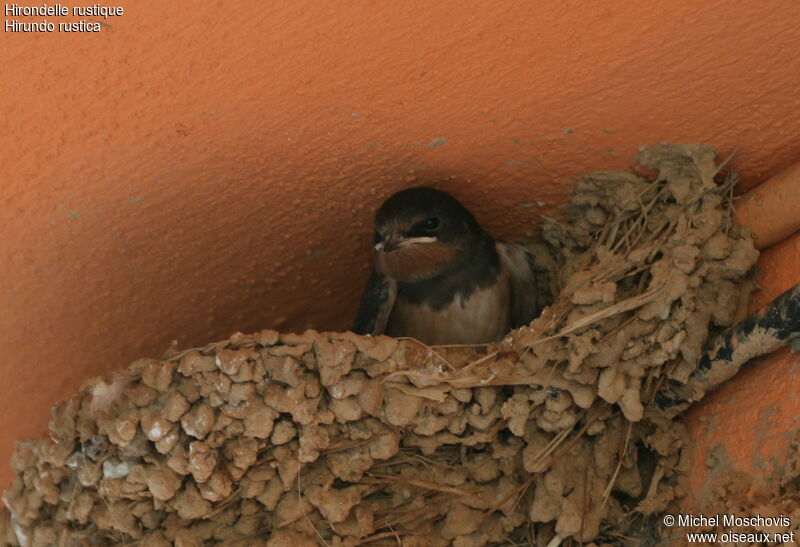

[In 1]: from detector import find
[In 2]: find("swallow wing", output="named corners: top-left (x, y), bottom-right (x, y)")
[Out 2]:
top-left (497, 241), bottom-right (539, 329)
top-left (352, 271), bottom-right (398, 336)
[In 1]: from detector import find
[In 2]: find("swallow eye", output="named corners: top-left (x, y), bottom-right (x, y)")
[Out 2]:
top-left (422, 217), bottom-right (440, 232)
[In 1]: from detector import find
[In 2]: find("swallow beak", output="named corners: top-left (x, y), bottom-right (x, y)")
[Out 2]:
top-left (375, 233), bottom-right (403, 253)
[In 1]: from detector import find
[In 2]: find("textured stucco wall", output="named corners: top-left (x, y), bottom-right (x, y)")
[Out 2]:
top-left (2, 0), bottom-right (800, 492)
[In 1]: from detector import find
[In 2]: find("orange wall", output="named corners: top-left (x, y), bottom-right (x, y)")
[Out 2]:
top-left (2, 1), bottom-right (800, 492)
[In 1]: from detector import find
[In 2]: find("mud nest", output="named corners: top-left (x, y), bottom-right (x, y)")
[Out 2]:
top-left (1, 144), bottom-right (761, 546)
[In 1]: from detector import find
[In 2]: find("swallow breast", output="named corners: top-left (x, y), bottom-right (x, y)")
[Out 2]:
top-left (385, 269), bottom-right (511, 345)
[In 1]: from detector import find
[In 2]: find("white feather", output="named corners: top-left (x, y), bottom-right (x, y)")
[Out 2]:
top-left (87, 373), bottom-right (131, 415)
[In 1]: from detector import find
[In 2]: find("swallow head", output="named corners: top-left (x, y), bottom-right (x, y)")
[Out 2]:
top-left (372, 187), bottom-right (487, 282)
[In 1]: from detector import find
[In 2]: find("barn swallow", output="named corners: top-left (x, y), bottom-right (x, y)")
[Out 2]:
top-left (352, 186), bottom-right (539, 345)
